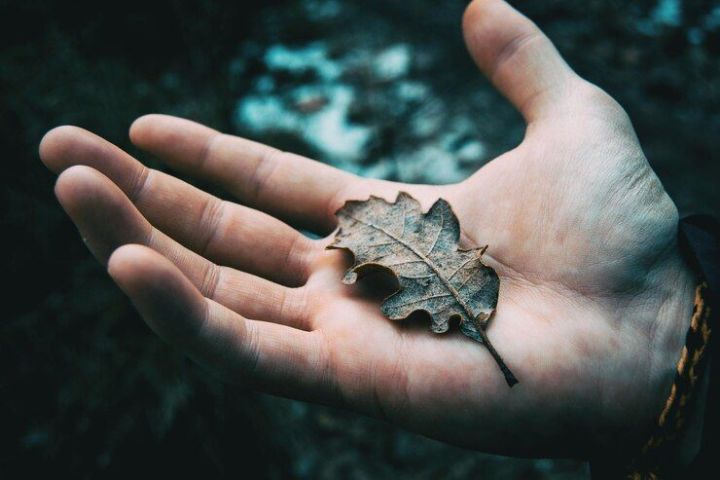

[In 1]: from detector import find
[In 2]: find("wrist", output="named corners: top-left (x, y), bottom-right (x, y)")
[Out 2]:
top-left (650, 249), bottom-right (699, 420)
top-left (645, 249), bottom-right (703, 465)
top-left (628, 254), bottom-right (712, 476)
top-left (653, 262), bottom-right (709, 467)
top-left (590, 250), bottom-right (704, 476)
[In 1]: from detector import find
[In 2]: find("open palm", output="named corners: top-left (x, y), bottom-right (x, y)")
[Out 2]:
top-left (40, 0), bottom-right (696, 460)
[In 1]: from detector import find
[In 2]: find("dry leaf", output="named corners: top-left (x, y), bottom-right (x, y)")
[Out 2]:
top-left (328, 192), bottom-right (517, 387)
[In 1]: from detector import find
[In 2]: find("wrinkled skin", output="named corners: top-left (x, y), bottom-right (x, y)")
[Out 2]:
top-left (40, 0), bottom-right (698, 462)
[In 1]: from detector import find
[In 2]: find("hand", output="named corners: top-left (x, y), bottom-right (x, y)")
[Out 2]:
top-left (39, 0), bottom-right (697, 460)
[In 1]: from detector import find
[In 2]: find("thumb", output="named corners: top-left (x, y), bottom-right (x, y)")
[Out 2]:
top-left (463, 0), bottom-right (578, 123)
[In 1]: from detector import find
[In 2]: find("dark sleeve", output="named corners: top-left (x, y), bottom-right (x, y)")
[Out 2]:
top-left (682, 214), bottom-right (720, 476)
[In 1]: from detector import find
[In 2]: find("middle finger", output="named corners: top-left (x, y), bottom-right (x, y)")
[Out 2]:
top-left (54, 165), bottom-right (312, 330)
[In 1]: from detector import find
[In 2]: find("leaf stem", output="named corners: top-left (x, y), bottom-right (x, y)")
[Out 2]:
top-left (471, 317), bottom-right (518, 387)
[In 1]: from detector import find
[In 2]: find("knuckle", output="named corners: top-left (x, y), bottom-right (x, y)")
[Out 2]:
top-left (200, 262), bottom-right (222, 300)
top-left (196, 132), bottom-right (225, 170)
top-left (242, 321), bottom-right (262, 379)
top-left (248, 147), bottom-right (284, 203)
top-left (197, 197), bottom-right (227, 255)
top-left (129, 165), bottom-right (152, 204)
top-left (286, 233), bottom-right (316, 285)
top-left (490, 30), bottom-right (545, 81)
top-left (316, 330), bottom-right (345, 407)
top-left (280, 285), bottom-right (311, 330)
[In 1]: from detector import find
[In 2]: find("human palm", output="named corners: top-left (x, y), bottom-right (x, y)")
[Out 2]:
top-left (40, 0), bottom-right (696, 461)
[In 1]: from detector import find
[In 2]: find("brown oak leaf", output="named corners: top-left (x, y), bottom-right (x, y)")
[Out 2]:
top-left (328, 192), bottom-right (517, 387)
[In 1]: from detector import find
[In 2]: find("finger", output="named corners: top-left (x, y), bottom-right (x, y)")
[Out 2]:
top-left (107, 244), bottom-right (332, 401)
top-left (39, 125), bottom-right (315, 286)
top-left (129, 114), bottom-right (362, 233)
top-left (462, 0), bottom-right (577, 122)
top-left (55, 165), bottom-right (310, 329)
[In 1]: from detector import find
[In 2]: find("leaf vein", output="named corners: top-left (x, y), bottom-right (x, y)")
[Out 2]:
top-left (391, 292), bottom-right (452, 308)
top-left (345, 214), bottom-right (475, 321)
top-left (426, 208), bottom-right (443, 256)
top-left (447, 255), bottom-right (479, 282)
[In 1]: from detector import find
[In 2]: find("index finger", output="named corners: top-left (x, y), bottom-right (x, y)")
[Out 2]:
top-left (130, 114), bottom-right (363, 234)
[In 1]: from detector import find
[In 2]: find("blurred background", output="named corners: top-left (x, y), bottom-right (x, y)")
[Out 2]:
top-left (1, 0), bottom-right (718, 478)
